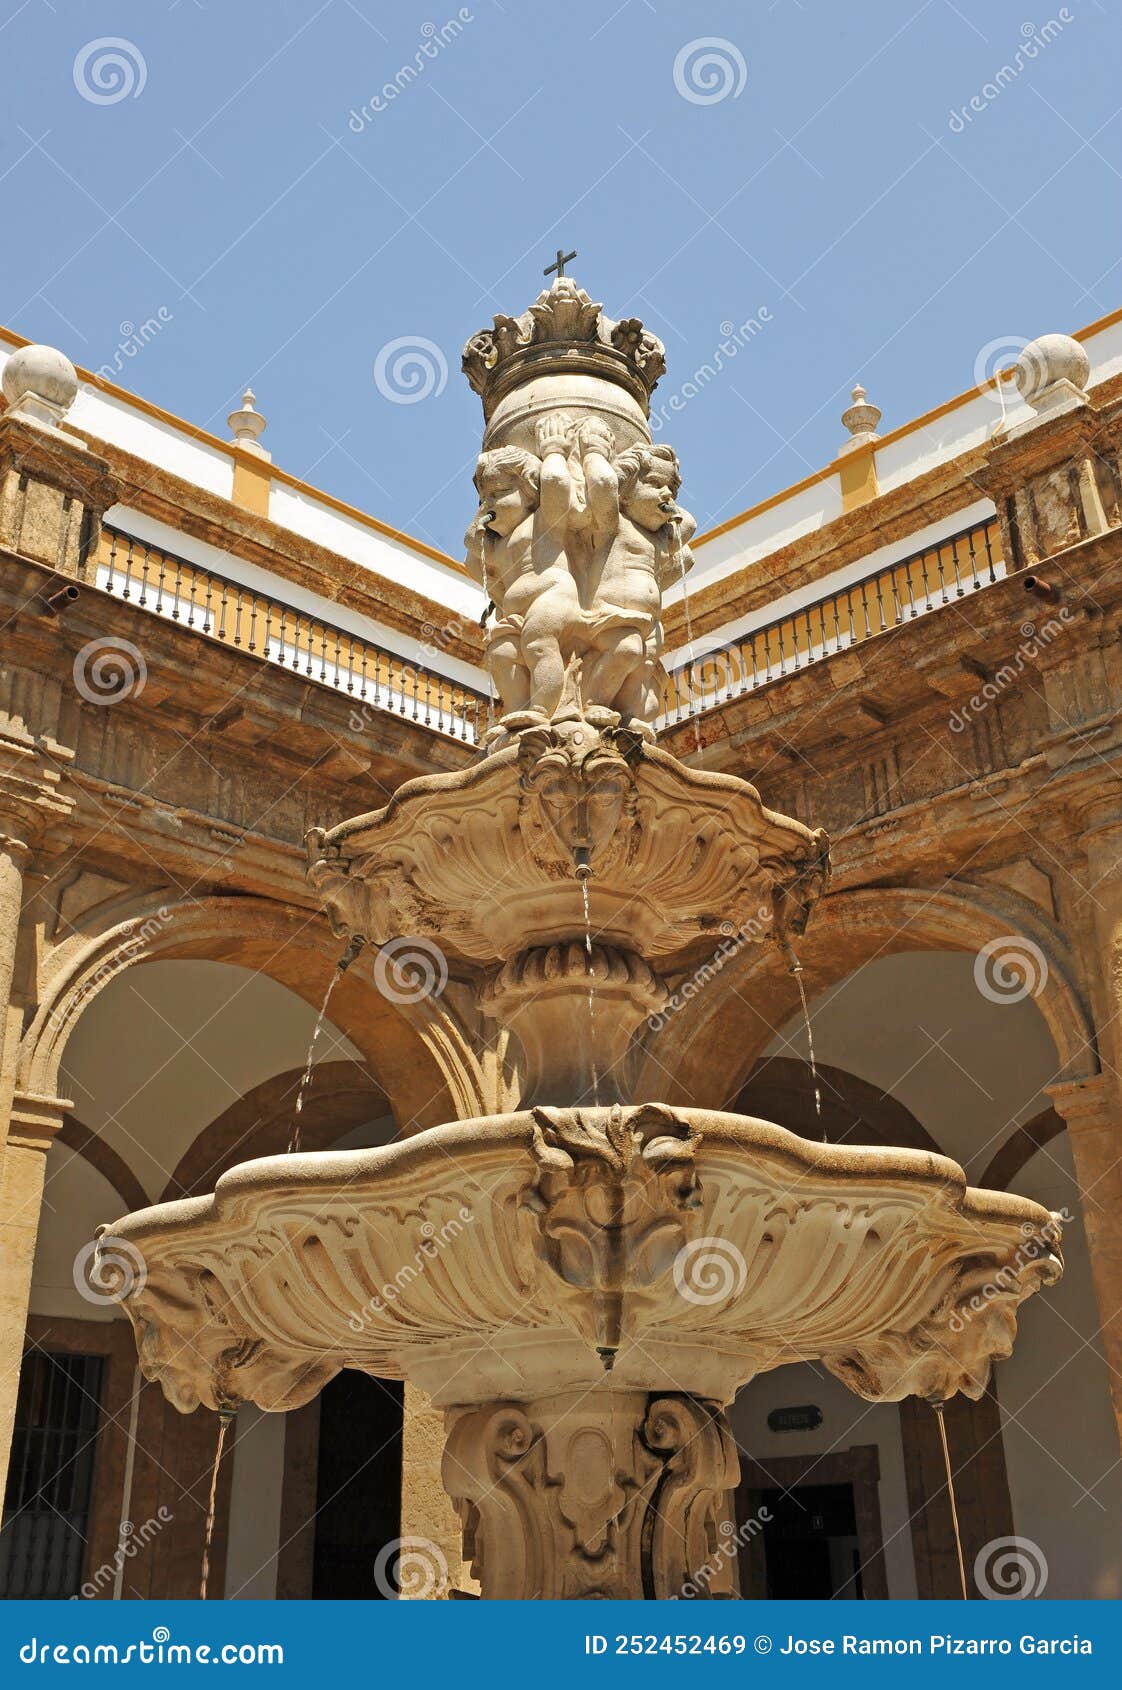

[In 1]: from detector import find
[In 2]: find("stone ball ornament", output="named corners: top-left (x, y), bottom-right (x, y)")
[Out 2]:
top-left (1015, 331), bottom-right (1091, 409)
top-left (2, 341), bottom-right (80, 416)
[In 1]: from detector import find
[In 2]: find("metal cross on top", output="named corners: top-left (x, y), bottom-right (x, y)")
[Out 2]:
top-left (544, 247), bottom-right (577, 280)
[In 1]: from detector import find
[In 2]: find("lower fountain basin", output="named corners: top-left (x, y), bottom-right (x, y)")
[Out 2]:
top-left (101, 1106), bottom-right (1061, 1418)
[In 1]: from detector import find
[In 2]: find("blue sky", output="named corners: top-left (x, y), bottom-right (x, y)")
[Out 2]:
top-left (2, 0), bottom-right (1119, 558)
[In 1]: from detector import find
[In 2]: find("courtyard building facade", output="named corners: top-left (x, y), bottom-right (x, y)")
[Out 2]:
top-left (1, 300), bottom-right (1121, 1600)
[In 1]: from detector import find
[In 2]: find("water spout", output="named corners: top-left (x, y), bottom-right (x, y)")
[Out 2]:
top-left (336, 933), bottom-right (365, 973)
top-left (573, 843), bottom-right (593, 882)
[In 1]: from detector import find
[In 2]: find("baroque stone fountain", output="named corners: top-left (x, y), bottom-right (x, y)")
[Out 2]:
top-left (99, 276), bottom-right (1062, 1601)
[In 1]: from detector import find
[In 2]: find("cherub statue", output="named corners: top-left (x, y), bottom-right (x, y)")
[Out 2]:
top-left (576, 428), bottom-right (695, 727)
top-left (464, 414), bottom-right (584, 726)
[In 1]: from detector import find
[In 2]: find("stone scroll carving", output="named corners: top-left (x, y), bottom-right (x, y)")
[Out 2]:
top-left (442, 1391), bottom-right (740, 1601)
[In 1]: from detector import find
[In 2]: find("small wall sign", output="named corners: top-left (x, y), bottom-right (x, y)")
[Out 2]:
top-left (767, 1404), bottom-right (823, 1433)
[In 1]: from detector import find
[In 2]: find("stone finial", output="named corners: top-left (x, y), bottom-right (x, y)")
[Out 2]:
top-left (227, 387), bottom-right (269, 457)
top-left (839, 383), bottom-right (882, 452)
top-left (1015, 333), bottom-right (1091, 418)
top-left (1, 343), bottom-right (80, 433)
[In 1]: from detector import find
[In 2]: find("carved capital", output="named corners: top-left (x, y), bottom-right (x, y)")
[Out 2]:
top-left (442, 1389), bottom-right (739, 1600)
top-left (1046, 1072), bottom-right (1113, 1134)
top-left (0, 764), bottom-right (74, 861)
top-left (6, 1091), bottom-right (72, 1155)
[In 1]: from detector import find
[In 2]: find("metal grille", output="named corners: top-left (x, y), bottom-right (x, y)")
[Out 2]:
top-left (662, 516), bottom-right (1005, 721)
top-left (94, 525), bottom-right (492, 744)
top-left (0, 1350), bottom-right (105, 1599)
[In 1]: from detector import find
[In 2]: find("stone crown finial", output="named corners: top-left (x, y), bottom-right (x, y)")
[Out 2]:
top-left (2, 343), bottom-right (80, 432)
top-left (227, 386), bottom-right (268, 455)
top-left (840, 382), bottom-right (881, 449)
top-left (462, 276), bottom-right (667, 419)
top-left (1015, 333), bottom-right (1091, 417)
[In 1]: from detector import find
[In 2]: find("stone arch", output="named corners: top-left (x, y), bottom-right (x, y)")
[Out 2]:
top-left (638, 882), bottom-right (1097, 1109)
top-left (162, 1060), bottom-right (389, 1201)
top-left (977, 1103), bottom-right (1066, 1192)
top-left (19, 892), bottom-right (464, 1133)
top-left (734, 1056), bottom-right (940, 1154)
top-left (55, 1112), bottom-right (149, 1214)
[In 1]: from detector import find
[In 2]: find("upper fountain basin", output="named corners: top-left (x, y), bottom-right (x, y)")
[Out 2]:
top-left (306, 727), bottom-right (829, 971)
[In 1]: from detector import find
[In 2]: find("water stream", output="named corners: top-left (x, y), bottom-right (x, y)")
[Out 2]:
top-left (933, 1401), bottom-right (969, 1599)
top-left (479, 519), bottom-right (497, 733)
top-left (199, 1411), bottom-right (233, 1601)
top-left (287, 939), bottom-right (362, 1155)
top-left (580, 875), bottom-right (601, 1107)
top-left (672, 519), bottom-right (703, 758)
top-left (287, 970), bottom-right (341, 1156)
top-left (782, 940), bottom-right (823, 1137)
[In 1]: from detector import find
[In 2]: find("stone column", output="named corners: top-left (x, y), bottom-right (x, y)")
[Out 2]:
top-left (1046, 1073), bottom-right (1122, 1451)
top-left (0, 770), bottom-right (74, 1503)
top-left (399, 1382), bottom-right (477, 1598)
top-left (441, 1389), bottom-right (740, 1601)
top-left (1050, 810), bottom-right (1122, 1454)
top-left (0, 1091), bottom-right (70, 1502)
